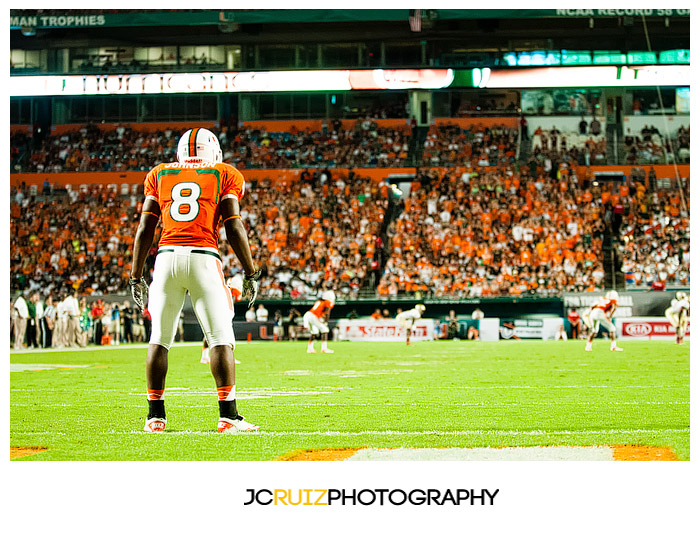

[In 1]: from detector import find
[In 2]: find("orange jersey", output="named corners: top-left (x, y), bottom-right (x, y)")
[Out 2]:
top-left (310, 299), bottom-right (332, 319)
top-left (593, 298), bottom-right (616, 313)
top-left (231, 287), bottom-right (242, 302)
top-left (144, 161), bottom-right (245, 249)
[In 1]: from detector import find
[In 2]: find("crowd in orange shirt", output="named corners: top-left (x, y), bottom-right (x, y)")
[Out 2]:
top-left (378, 165), bottom-right (619, 298)
top-left (226, 171), bottom-right (387, 299)
top-left (10, 183), bottom-right (142, 298)
top-left (10, 170), bottom-right (387, 301)
top-left (10, 125), bottom-right (690, 300)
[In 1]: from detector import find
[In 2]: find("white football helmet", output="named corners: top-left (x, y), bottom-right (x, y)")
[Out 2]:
top-left (676, 291), bottom-right (688, 301)
top-left (416, 304), bottom-right (426, 314)
top-left (605, 290), bottom-right (619, 302)
top-left (177, 128), bottom-right (222, 164)
top-left (322, 290), bottom-right (336, 307)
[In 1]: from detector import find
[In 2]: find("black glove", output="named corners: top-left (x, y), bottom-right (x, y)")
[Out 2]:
top-left (242, 269), bottom-right (262, 308)
top-left (129, 277), bottom-right (149, 313)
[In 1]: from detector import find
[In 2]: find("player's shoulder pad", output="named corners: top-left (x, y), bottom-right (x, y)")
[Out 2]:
top-left (215, 161), bottom-right (242, 173)
top-left (218, 162), bottom-right (245, 183)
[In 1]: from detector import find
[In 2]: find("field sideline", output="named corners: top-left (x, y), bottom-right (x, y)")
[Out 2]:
top-left (10, 340), bottom-right (690, 461)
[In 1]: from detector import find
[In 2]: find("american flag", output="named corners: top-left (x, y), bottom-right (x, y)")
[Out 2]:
top-left (409, 9), bottom-right (422, 32)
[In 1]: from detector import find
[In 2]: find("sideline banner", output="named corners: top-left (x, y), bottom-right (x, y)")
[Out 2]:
top-left (479, 318), bottom-right (500, 341)
top-left (337, 319), bottom-right (435, 342)
top-left (499, 318), bottom-right (563, 340)
top-left (615, 316), bottom-right (690, 340)
top-left (564, 290), bottom-right (688, 318)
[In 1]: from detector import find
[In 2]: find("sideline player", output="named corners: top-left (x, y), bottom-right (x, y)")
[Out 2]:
top-left (583, 290), bottom-right (623, 352)
top-left (396, 304), bottom-right (426, 345)
top-left (303, 290), bottom-right (335, 353)
top-left (130, 127), bottom-right (262, 433)
top-left (567, 307), bottom-right (582, 340)
top-left (202, 274), bottom-right (243, 363)
top-left (665, 291), bottom-right (690, 344)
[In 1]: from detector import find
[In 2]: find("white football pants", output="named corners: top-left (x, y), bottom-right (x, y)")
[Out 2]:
top-left (148, 246), bottom-right (235, 350)
top-left (665, 308), bottom-right (688, 331)
top-left (586, 308), bottom-right (615, 335)
top-left (303, 311), bottom-right (329, 335)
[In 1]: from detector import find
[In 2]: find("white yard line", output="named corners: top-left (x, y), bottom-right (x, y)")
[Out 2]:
top-left (231, 428), bottom-right (691, 437)
top-left (17, 427), bottom-right (679, 437)
top-left (10, 400), bottom-right (689, 408)
top-left (11, 428), bottom-right (689, 439)
top-left (8, 342), bottom-right (205, 353)
top-left (10, 383), bottom-right (689, 392)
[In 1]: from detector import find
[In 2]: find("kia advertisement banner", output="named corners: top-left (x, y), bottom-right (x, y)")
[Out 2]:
top-left (616, 317), bottom-right (690, 339)
top-left (337, 319), bottom-right (435, 342)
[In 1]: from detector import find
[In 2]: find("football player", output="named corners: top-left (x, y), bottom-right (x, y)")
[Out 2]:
top-left (201, 274), bottom-right (243, 364)
top-left (567, 307), bottom-right (582, 340)
top-left (584, 290), bottom-right (623, 352)
top-left (665, 291), bottom-right (690, 344)
top-left (303, 290), bottom-right (335, 354)
top-left (396, 304), bottom-right (426, 345)
top-left (130, 127), bottom-right (261, 433)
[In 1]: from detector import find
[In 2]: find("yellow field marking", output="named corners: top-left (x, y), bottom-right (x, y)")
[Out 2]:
top-left (611, 445), bottom-right (678, 461)
top-left (277, 448), bottom-right (363, 461)
top-left (10, 446), bottom-right (48, 460)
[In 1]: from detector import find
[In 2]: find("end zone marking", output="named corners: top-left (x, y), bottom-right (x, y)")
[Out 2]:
top-left (277, 448), bottom-right (362, 461)
top-left (276, 445), bottom-right (678, 461)
top-left (11, 446), bottom-right (48, 460)
top-left (611, 445), bottom-right (678, 461)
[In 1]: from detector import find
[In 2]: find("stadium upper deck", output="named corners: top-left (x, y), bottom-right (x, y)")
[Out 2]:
top-left (11, 9), bottom-right (689, 156)
top-left (10, 9), bottom-right (690, 73)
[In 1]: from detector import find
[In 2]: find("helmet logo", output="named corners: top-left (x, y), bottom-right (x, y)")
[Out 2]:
top-left (189, 128), bottom-right (200, 158)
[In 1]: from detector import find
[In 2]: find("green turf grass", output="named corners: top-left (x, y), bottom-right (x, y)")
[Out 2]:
top-left (10, 340), bottom-right (690, 461)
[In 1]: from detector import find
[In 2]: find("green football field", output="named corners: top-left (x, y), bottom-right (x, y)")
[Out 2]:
top-left (9, 339), bottom-right (690, 461)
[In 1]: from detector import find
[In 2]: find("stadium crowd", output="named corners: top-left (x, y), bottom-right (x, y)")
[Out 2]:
top-left (10, 121), bottom-right (690, 316)
top-left (229, 170), bottom-right (386, 300)
top-left (11, 121), bottom-right (520, 173)
top-left (622, 125), bottom-right (690, 165)
top-left (9, 169), bottom-right (386, 302)
top-left (618, 182), bottom-right (690, 288)
top-left (530, 124), bottom-right (608, 167)
top-left (377, 164), bottom-right (609, 297)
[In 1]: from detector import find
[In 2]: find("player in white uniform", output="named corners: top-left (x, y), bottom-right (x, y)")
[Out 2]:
top-left (665, 291), bottom-right (689, 345)
top-left (584, 290), bottom-right (623, 352)
top-left (130, 128), bottom-right (261, 434)
top-left (396, 304), bottom-right (426, 345)
top-left (303, 290), bottom-right (335, 353)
